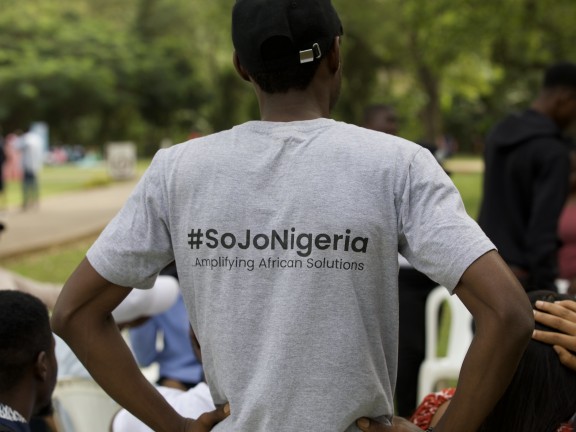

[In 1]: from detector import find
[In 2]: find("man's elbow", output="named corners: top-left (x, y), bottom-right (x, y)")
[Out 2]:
top-left (496, 295), bottom-right (534, 349)
top-left (50, 291), bottom-right (89, 342)
top-left (50, 301), bottom-right (76, 340)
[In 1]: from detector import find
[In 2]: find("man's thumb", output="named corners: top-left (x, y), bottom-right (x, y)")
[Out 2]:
top-left (195, 403), bottom-right (230, 428)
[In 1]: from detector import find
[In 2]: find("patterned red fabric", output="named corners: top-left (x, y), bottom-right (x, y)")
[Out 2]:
top-left (409, 388), bottom-right (455, 430)
top-left (409, 388), bottom-right (574, 431)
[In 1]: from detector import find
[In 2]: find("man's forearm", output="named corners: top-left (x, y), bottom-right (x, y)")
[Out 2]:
top-left (54, 313), bottom-right (187, 432)
top-left (432, 307), bottom-right (532, 431)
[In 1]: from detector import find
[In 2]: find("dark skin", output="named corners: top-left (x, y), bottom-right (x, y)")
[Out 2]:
top-left (360, 299), bottom-right (576, 432)
top-left (355, 251), bottom-right (533, 432)
top-left (0, 337), bottom-right (58, 423)
top-left (531, 87), bottom-right (576, 130)
top-left (52, 37), bottom-right (533, 432)
top-left (233, 38), bottom-right (343, 122)
top-left (533, 299), bottom-right (576, 371)
top-left (363, 107), bottom-right (399, 136)
top-left (51, 259), bottom-right (229, 432)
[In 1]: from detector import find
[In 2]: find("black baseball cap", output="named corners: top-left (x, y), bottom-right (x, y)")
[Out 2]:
top-left (232, 0), bottom-right (343, 74)
top-left (543, 61), bottom-right (576, 90)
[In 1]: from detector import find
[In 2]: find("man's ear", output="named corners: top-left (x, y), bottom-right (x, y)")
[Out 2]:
top-left (327, 36), bottom-right (341, 74)
top-left (34, 351), bottom-right (49, 382)
top-left (233, 51), bottom-right (251, 82)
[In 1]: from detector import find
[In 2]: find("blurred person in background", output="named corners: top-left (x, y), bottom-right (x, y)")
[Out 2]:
top-left (14, 128), bottom-right (43, 211)
top-left (0, 125), bottom-right (6, 211)
top-left (557, 147), bottom-right (576, 296)
top-left (128, 263), bottom-right (203, 391)
top-left (479, 62), bottom-right (576, 292)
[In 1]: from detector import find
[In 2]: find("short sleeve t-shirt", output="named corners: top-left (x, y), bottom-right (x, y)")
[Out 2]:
top-left (87, 118), bottom-right (494, 431)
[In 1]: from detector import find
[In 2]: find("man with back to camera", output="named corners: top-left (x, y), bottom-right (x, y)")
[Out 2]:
top-left (0, 291), bottom-right (58, 432)
top-left (479, 62), bottom-right (576, 293)
top-left (52, 1), bottom-right (533, 431)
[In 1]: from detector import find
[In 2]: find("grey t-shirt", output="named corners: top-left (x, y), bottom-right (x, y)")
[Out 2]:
top-left (88, 118), bottom-right (493, 431)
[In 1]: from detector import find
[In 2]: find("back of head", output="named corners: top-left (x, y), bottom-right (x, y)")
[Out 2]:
top-left (543, 62), bottom-right (576, 91)
top-left (0, 290), bottom-right (52, 393)
top-left (478, 291), bottom-right (576, 432)
top-left (232, 0), bottom-right (343, 93)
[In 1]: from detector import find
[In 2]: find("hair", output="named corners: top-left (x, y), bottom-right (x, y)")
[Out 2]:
top-left (0, 290), bottom-right (52, 393)
top-left (543, 62), bottom-right (576, 91)
top-left (248, 36), bottom-right (335, 94)
top-left (477, 291), bottom-right (576, 432)
top-left (249, 61), bottom-right (321, 94)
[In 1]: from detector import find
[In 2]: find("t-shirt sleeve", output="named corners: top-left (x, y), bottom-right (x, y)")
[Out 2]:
top-left (87, 150), bottom-right (174, 288)
top-left (398, 149), bottom-right (494, 291)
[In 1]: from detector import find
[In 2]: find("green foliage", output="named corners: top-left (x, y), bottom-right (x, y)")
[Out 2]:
top-left (451, 172), bottom-right (483, 220)
top-left (0, 0), bottom-right (575, 154)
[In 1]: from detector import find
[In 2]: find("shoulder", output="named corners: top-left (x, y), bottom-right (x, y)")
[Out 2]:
top-left (156, 129), bottom-right (236, 161)
top-left (328, 121), bottom-right (426, 167)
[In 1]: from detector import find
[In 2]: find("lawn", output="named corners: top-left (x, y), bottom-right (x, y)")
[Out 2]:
top-left (2, 159), bottom-right (151, 209)
top-left (2, 159), bottom-right (151, 281)
top-left (451, 172), bottom-right (483, 220)
top-left (3, 235), bottom-right (98, 283)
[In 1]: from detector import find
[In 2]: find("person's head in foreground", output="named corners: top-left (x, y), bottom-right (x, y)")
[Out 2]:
top-left (232, 0), bottom-right (344, 115)
top-left (477, 290), bottom-right (576, 432)
top-left (0, 291), bottom-right (57, 425)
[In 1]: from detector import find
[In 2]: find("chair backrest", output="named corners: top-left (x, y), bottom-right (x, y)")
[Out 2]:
top-left (424, 285), bottom-right (473, 361)
top-left (52, 378), bottom-right (120, 432)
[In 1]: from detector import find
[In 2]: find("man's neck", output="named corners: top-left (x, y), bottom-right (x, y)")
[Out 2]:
top-left (0, 389), bottom-right (34, 424)
top-left (256, 82), bottom-right (332, 122)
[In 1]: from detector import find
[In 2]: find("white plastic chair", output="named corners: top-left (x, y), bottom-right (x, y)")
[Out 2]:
top-left (556, 278), bottom-right (569, 294)
top-left (52, 378), bottom-right (120, 432)
top-left (417, 285), bottom-right (473, 402)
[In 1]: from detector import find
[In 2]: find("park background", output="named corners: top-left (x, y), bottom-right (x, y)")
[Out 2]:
top-left (1, 0), bottom-right (575, 282)
top-left (2, 0), bottom-right (576, 154)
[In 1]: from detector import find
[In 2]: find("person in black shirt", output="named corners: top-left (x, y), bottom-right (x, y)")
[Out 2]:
top-left (479, 62), bottom-right (576, 292)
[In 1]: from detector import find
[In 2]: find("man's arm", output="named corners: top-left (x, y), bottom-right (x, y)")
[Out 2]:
top-left (355, 250), bottom-right (533, 432)
top-left (533, 299), bottom-right (576, 370)
top-left (51, 258), bottom-right (228, 432)
top-left (432, 250), bottom-right (533, 432)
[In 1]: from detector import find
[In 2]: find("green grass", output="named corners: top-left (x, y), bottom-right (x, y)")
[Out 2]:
top-left (451, 172), bottom-right (483, 220)
top-left (2, 160), bottom-right (150, 209)
top-left (2, 159), bottom-right (152, 282)
top-left (3, 164), bottom-right (108, 208)
top-left (3, 236), bottom-right (97, 283)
